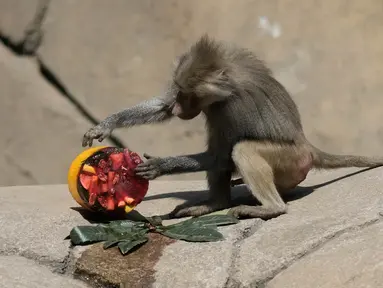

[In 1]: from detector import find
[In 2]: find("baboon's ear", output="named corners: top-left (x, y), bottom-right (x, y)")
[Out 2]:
top-left (196, 69), bottom-right (232, 105)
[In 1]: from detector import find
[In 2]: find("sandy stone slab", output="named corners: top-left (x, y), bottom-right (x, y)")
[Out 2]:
top-left (1, 170), bottom-right (382, 287)
top-left (267, 222), bottom-right (383, 288)
top-left (0, 255), bottom-right (90, 288)
top-left (0, 185), bottom-right (89, 271)
top-left (73, 170), bottom-right (383, 287)
top-left (0, 43), bottom-right (112, 186)
top-left (152, 219), bottom-right (262, 288)
top-left (231, 167), bottom-right (383, 286)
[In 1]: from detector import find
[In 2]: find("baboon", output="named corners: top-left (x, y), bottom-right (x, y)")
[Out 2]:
top-left (82, 34), bottom-right (383, 219)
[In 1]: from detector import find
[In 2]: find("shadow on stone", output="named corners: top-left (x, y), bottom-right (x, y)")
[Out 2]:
top-left (69, 167), bottom-right (376, 224)
top-left (70, 207), bottom-right (151, 224)
top-left (70, 207), bottom-right (126, 223)
top-left (284, 166), bottom-right (377, 202)
top-left (144, 167), bottom-right (376, 205)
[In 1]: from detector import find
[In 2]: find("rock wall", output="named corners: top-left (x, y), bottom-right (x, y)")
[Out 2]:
top-left (1, 0), bottom-right (383, 185)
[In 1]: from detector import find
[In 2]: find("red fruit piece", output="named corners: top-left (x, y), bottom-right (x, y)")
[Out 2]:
top-left (124, 196), bottom-right (135, 205)
top-left (88, 176), bottom-right (100, 195)
top-left (98, 159), bottom-right (107, 169)
top-left (107, 171), bottom-right (115, 191)
top-left (110, 153), bottom-right (124, 171)
top-left (89, 192), bottom-right (97, 206)
top-left (87, 175), bottom-right (100, 206)
top-left (96, 167), bottom-right (107, 182)
top-left (123, 149), bottom-right (136, 170)
top-left (114, 184), bottom-right (126, 205)
top-left (79, 173), bottom-right (92, 190)
top-left (130, 152), bottom-right (144, 165)
top-left (113, 173), bottom-right (120, 185)
top-left (103, 165), bottom-right (110, 174)
top-left (100, 182), bottom-right (109, 193)
top-left (106, 196), bottom-right (115, 210)
top-left (97, 195), bottom-right (108, 209)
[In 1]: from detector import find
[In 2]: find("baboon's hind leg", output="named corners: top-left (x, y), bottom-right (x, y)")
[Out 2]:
top-left (229, 141), bottom-right (287, 219)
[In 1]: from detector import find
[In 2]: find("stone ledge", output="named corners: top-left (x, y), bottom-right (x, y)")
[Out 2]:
top-left (0, 167), bottom-right (382, 287)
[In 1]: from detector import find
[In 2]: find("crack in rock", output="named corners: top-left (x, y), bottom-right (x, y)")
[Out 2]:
top-left (0, 243), bottom-right (90, 287)
top-left (0, 246), bottom-right (68, 273)
top-left (37, 58), bottom-right (125, 148)
top-left (224, 220), bottom-right (264, 288)
top-left (0, 0), bottom-right (49, 56)
top-left (22, 0), bottom-right (50, 55)
top-left (251, 217), bottom-right (382, 287)
top-left (0, 15), bottom-right (126, 148)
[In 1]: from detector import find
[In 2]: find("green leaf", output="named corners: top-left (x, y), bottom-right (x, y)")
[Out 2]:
top-left (99, 220), bottom-right (149, 238)
top-left (106, 219), bottom-right (138, 227)
top-left (102, 219), bottom-right (146, 229)
top-left (103, 239), bottom-right (120, 249)
top-left (169, 214), bottom-right (239, 229)
top-left (105, 220), bottom-right (145, 232)
top-left (118, 237), bottom-right (149, 255)
top-left (70, 220), bottom-right (150, 247)
top-left (160, 226), bottom-right (224, 242)
top-left (70, 226), bottom-right (109, 245)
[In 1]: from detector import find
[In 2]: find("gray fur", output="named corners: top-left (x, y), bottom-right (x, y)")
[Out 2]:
top-left (134, 152), bottom-right (214, 180)
top-left (82, 96), bottom-right (174, 147)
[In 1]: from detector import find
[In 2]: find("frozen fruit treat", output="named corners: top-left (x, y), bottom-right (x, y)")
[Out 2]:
top-left (68, 146), bottom-right (149, 214)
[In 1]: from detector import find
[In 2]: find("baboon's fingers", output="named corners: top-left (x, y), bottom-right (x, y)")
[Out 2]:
top-left (82, 134), bottom-right (93, 147)
top-left (98, 135), bottom-right (107, 142)
top-left (143, 153), bottom-right (154, 160)
top-left (134, 165), bottom-right (153, 172)
top-left (135, 171), bottom-right (157, 180)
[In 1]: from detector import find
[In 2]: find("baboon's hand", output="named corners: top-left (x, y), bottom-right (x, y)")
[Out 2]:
top-left (135, 153), bottom-right (165, 180)
top-left (82, 124), bottom-right (113, 147)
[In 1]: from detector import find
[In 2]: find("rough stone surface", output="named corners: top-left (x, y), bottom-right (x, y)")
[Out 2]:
top-left (267, 222), bottom-right (383, 288)
top-left (0, 255), bottom-right (89, 288)
top-left (0, 185), bottom-right (89, 271)
top-left (0, 0), bottom-right (40, 43)
top-left (230, 167), bottom-right (383, 287)
top-left (0, 170), bottom-right (382, 287)
top-left (0, 43), bottom-right (112, 186)
top-left (152, 219), bottom-right (262, 288)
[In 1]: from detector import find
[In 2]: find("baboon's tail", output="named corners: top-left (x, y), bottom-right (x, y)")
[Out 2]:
top-left (310, 144), bottom-right (383, 169)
